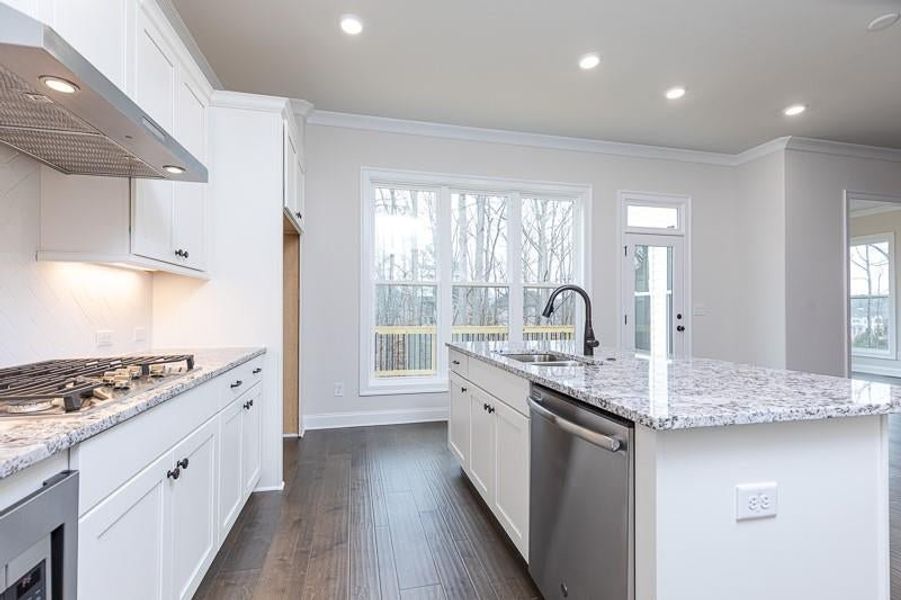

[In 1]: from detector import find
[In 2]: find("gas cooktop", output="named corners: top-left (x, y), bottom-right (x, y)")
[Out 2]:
top-left (0, 354), bottom-right (195, 417)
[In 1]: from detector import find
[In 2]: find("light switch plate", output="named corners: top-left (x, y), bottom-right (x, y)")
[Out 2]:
top-left (333, 382), bottom-right (345, 397)
top-left (736, 482), bottom-right (778, 521)
top-left (133, 326), bottom-right (147, 343)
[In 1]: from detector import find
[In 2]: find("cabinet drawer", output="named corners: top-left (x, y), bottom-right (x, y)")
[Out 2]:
top-left (467, 358), bottom-right (529, 416)
top-left (449, 349), bottom-right (468, 377)
top-left (71, 380), bottom-right (218, 515)
top-left (218, 356), bottom-right (264, 407)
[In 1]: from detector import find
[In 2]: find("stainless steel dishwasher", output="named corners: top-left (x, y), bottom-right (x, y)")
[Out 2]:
top-left (529, 385), bottom-right (634, 600)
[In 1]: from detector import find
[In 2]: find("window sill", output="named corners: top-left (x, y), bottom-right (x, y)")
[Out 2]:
top-left (851, 350), bottom-right (896, 360)
top-left (360, 383), bottom-right (450, 397)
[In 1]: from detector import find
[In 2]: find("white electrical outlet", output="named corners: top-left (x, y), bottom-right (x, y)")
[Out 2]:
top-left (333, 382), bottom-right (345, 397)
top-left (95, 330), bottom-right (113, 347)
top-left (133, 326), bottom-right (147, 343)
top-left (735, 482), bottom-right (778, 521)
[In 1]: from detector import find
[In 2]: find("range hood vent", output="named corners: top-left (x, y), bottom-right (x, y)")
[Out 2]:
top-left (0, 4), bottom-right (207, 181)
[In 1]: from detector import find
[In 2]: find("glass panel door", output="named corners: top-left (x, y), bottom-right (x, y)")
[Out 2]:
top-left (622, 234), bottom-right (686, 357)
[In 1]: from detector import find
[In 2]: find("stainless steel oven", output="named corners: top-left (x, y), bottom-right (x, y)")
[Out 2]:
top-left (0, 471), bottom-right (78, 599)
top-left (529, 385), bottom-right (634, 600)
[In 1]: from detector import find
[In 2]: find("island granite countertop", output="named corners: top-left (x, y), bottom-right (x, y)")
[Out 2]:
top-left (449, 341), bottom-right (901, 430)
top-left (0, 347), bottom-right (265, 480)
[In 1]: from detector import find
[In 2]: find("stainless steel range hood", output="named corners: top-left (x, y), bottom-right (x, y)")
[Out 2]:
top-left (0, 4), bottom-right (207, 182)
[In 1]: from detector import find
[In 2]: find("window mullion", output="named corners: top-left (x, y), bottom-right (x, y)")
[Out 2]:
top-left (509, 191), bottom-right (523, 345)
top-left (437, 185), bottom-right (453, 375)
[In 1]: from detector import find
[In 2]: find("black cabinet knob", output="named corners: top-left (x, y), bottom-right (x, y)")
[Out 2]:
top-left (177, 458), bottom-right (189, 470)
top-left (488, 405), bottom-right (495, 414)
top-left (243, 400), bottom-right (252, 410)
top-left (252, 367), bottom-right (262, 374)
top-left (451, 360), bottom-right (460, 365)
top-left (184, 250), bottom-right (190, 259)
top-left (676, 325), bottom-right (685, 332)
top-left (167, 467), bottom-right (181, 480)
top-left (231, 380), bottom-right (243, 389)
top-left (461, 387), bottom-right (467, 392)
top-left (295, 211), bottom-right (302, 219)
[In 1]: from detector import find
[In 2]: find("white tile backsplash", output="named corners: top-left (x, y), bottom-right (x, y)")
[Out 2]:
top-left (0, 147), bottom-right (152, 366)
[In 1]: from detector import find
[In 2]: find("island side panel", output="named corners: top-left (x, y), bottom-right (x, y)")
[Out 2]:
top-left (648, 415), bottom-right (889, 600)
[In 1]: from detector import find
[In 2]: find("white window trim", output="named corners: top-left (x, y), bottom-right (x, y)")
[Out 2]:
top-left (849, 232), bottom-right (896, 359)
top-left (360, 167), bottom-right (591, 396)
top-left (616, 191), bottom-right (692, 356)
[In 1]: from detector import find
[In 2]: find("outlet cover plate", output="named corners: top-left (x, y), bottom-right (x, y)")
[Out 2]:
top-left (736, 482), bottom-right (778, 521)
top-left (95, 330), bottom-right (113, 347)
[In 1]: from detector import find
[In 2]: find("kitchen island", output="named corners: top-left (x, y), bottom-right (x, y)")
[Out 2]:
top-left (448, 341), bottom-right (900, 600)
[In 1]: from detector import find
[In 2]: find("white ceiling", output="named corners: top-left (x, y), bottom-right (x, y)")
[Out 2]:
top-left (171, 0), bottom-right (901, 153)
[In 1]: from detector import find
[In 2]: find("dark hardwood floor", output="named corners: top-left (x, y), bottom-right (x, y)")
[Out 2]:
top-left (194, 422), bottom-right (540, 600)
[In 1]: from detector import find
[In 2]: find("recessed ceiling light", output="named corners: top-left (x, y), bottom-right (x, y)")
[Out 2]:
top-left (163, 165), bottom-right (185, 175)
top-left (578, 53), bottom-right (600, 70)
top-left (783, 104), bottom-right (807, 117)
top-left (39, 76), bottom-right (79, 94)
top-left (340, 15), bottom-right (363, 35)
top-left (868, 12), bottom-right (900, 32)
top-left (665, 86), bottom-right (686, 100)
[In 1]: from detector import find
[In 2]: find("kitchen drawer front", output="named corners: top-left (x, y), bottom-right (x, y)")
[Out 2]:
top-left (449, 349), bottom-right (469, 378)
top-left (219, 356), bottom-right (264, 406)
top-left (467, 358), bottom-right (530, 417)
top-left (71, 379), bottom-right (218, 515)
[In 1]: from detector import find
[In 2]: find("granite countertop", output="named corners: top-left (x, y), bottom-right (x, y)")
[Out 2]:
top-left (0, 347), bottom-right (265, 480)
top-left (449, 341), bottom-right (901, 430)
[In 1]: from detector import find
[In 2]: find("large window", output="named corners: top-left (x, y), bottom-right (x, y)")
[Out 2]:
top-left (362, 170), bottom-right (588, 394)
top-left (850, 234), bottom-right (894, 357)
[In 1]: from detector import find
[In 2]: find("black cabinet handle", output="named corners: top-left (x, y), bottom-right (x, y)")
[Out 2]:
top-left (295, 211), bottom-right (302, 219)
top-left (167, 467), bottom-right (181, 480)
top-left (676, 325), bottom-right (685, 332)
top-left (452, 360), bottom-right (460, 365)
top-left (483, 402), bottom-right (489, 411)
top-left (252, 367), bottom-right (262, 374)
top-left (243, 400), bottom-right (253, 410)
top-left (231, 380), bottom-right (243, 389)
top-left (487, 405), bottom-right (495, 414)
top-left (184, 250), bottom-right (190, 259)
top-left (174, 249), bottom-right (183, 257)
top-left (461, 387), bottom-right (467, 392)
top-left (177, 458), bottom-right (189, 470)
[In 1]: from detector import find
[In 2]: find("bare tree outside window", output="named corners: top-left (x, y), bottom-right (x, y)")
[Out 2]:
top-left (850, 238), bottom-right (892, 355)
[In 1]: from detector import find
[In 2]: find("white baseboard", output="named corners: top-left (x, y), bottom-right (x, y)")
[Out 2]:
top-left (303, 407), bottom-right (448, 430)
top-left (254, 481), bottom-right (285, 493)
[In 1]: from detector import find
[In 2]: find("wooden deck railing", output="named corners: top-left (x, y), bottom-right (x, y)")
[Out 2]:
top-left (374, 324), bottom-right (575, 377)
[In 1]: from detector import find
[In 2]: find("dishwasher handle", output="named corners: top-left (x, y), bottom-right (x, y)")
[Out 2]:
top-left (529, 396), bottom-right (623, 453)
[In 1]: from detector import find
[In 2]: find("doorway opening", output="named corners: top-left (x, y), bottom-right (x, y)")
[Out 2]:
top-left (618, 192), bottom-right (690, 358)
top-left (283, 216), bottom-right (301, 435)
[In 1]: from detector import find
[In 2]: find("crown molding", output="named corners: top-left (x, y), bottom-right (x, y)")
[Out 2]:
top-left (785, 137), bottom-right (901, 163)
top-left (307, 110), bottom-right (739, 166)
top-left (306, 110), bottom-right (901, 167)
top-left (291, 98), bottom-right (315, 119)
top-left (210, 90), bottom-right (290, 113)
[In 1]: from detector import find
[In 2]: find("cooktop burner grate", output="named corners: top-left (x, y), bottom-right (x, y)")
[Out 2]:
top-left (0, 354), bottom-right (195, 416)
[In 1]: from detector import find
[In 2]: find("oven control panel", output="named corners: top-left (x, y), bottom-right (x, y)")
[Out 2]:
top-left (2, 560), bottom-right (46, 600)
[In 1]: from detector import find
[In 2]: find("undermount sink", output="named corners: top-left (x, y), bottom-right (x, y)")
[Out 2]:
top-left (502, 353), bottom-right (584, 367)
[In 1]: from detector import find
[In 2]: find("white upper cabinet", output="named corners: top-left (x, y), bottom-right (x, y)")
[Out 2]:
top-left (134, 6), bottom-right (176, 131)
top-left (283, 119), bottom-right (305, 231)
top-left (53, 0), bottom-right (131, 91)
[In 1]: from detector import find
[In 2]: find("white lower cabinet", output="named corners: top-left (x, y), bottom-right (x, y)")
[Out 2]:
top-left (78, 450), bottom-right (170, 600)
top-left (170, 419), bottom-right (218, 600)
top-left (493, 400), bottom-right (530, 560)
top-left (242, 383), bottom-right (263, 496)
top-left (217, 397), bottom-right (244, 538)
top-left (77, 358), bottom-right (265, 599)
top-left (449, 360), bottom-right (530, 561)
top-left (448, 373), bottom-right (470, 466)
top-left (469, 387), bottom-right (496, 503)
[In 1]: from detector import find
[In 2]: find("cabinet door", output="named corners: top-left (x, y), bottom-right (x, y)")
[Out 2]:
top-left (468, 388), bottom-right (496, 504)
top-left (54, 0), bottom-right (130, 91)
top-left (134, 8), bottom-right (176, 131)
top-left (169, 419), bottom-right (218, 600)
top-left (493, 401), bottom-right (530, 560)
top-left (295, 154), bottom-right (305, 228)
top-left (78, 450), bottom-right (172, 600)
top-left (448, 373), bottom-right (470, 467)
top-left (242, 384), bottom-right (263, 496)
top-left (218, 397), bottom-right (244, 539)
top-left (172, 183), bottom-right (206, 270)
top-left (132, 179), bottom-right (174, 263)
